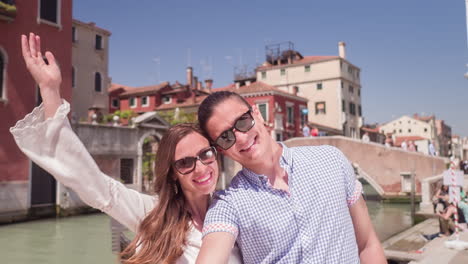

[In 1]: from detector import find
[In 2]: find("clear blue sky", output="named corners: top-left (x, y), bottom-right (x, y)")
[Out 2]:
top-left (74, 0), bottom-right (468, 136)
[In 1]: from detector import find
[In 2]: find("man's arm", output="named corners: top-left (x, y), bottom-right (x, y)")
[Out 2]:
top-left (196, 232), bottom-right (236, 264)
top-left (349, 195), bottom-right (387, 264)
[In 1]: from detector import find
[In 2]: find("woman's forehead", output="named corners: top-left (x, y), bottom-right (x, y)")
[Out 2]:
top-left (174, 132), bottom-right (210, 158)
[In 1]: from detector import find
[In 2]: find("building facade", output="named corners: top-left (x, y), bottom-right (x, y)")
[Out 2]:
top-left (256, 42), bottom-right (362, 138)
top-left (0, 0), bottom-right (73, 222)
top-left (435, 119), bottom-right (452, 157)
top-left (72, 19), bottom-right (111, 122)
top-left (110, 67), bottom-right (212, 121)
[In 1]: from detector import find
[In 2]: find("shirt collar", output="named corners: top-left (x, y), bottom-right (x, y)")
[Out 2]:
top-left (241, 142), bottom-right (293, 185)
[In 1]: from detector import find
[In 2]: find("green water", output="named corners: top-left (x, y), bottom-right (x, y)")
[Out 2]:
top-left (0, 201), bottom-right (412, 263)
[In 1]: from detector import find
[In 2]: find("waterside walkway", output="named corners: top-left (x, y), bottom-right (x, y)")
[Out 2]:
top-left (383, 218), bottom-right (468, 263)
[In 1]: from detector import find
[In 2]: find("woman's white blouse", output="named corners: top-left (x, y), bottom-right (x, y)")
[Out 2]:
top-left (10, 100), bottom-right (242, 264)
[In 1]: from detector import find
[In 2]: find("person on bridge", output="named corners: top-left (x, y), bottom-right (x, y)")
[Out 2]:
top-left (194, 91), bottom-right (386, 264)
top-left (11, 33), bottom-right (242, 264)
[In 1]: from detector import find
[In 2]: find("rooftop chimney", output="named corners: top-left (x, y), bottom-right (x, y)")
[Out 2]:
top-left (197, 81), bottom-right (202, 90)
top-left (338, 42), bottom-right (346, 59)
top-left (193, 76), bottom-right (198, 90)
top-left (205, 79), bottom-right (213, 91)
top-left (186, 67), bottom-right (193, 89)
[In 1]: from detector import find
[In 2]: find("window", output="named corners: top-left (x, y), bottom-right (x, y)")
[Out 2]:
top-left (71, 67), bottom-right (75, 88)
top-left (342, 100), bottom-right (346, 112)
top-left (399, 129), bottom-right (402, 133)
top-left (129, 97), bottom-right (136, 108)
top-left (112, 98), bottom-right (119, 108)
top-left (358, 105), bottom-right (362, 116)
top-left (40, 0), bottom-right (59, 24)
top-left (72, 26), bottom-right (77, 42)
top-left (408, 129), bottom-right (412, 133)
top-left (315, 102), bottom-right (326, 115)
top-left (257, 103), bottom-right (268, 122)
top-left (120, 158), bottom-right (134, 184)
top-left (141, 96), bottom-right (149, 107)
top-left (358, 88), bottom-right (360, 96)
top-left (280, 69), bottom-right (286, 76)
top-left (261, 71), bottom-right (266, 79)
top-left (348, 65), bottom-right (354, 74)
top-left (349, 85), bottom-right (354, 93)
top-left (393, 129), bottom-right (396, 133)
top-left (341, 81), bottom-right (344, 88)
top-left (0, 50), bottom-right (5, 100)
top-left (349, 102), bottom-right (356, 115)
top-left (287, 106), bottom-right (294, 124)
top-left (316, 83), bottom-right (323, 90)
top-left (304, 65), bottom-right (311, 72)
top-left (162, 95), bottom-right (171, 104)
top-left (424, 128), bottom-right (428, 133)
top-left (276, 133), bottom-right (283, 142)
top-left (94, 72), bottom-right (102, 92)
top-left (95, 35), bottom-right (103, 50)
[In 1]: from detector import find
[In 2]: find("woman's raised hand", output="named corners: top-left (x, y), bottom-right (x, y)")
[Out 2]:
top-left (21, 33), bottom-right (63, 118)
top-left (21, 33), bottom-right (62, 92)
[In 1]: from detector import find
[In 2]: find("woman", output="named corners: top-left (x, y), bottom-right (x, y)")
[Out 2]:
top-left (11, 33), bottom-right (241, 264)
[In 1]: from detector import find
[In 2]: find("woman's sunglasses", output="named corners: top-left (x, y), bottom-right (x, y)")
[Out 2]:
top-left (172, 146), bottom-right (218, 175)
top-left (214, 108), bottom-right (255, 150)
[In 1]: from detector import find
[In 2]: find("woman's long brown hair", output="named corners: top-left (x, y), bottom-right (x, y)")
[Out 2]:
top-left (121, 123), bottom-right (203, 264)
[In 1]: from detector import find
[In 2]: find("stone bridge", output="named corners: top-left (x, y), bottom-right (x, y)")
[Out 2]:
top-left (284, 136), bottom-right (448, 198)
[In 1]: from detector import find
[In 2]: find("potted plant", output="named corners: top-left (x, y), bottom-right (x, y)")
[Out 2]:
top-left (0, 1), bottom-right (17, 19)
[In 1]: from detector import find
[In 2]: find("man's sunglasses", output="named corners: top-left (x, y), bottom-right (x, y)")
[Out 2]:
top-left (172, 146), bottom-right (218, 175)
top-left (214, 109), bottom-right (255, 150)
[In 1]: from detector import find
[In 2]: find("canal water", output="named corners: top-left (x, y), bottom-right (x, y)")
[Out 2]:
top-left (0, 183), bottom-right (413, 263)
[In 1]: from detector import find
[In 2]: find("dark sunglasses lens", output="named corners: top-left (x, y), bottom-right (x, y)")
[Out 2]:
top-left (235, 112), bottom-right (254, 132)
top-left (216, 130), bottom-right (236, 150)
top-left (199, 148), bottom-right (216, 164)
top-left (174, 157), bottom-right (196, 174)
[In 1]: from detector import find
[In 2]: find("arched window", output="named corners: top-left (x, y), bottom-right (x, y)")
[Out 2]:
top-left (95, 72), bottom-right (102, 92)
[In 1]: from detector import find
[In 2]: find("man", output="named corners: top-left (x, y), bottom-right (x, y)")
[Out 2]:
top-left (401, 140), bottom-right (408, 151)
top-left (362, 132), bottom-right (370, 143)
top-left (302, 124), bottom-right (310, 137)
top-left (428, 140), bottom-right (436, 156)
top-left (196, 91), bottom-right (385, 264)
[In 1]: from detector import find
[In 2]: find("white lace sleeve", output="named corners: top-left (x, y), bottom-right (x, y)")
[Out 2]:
top-left (10, 100), bottom-right (156, 233)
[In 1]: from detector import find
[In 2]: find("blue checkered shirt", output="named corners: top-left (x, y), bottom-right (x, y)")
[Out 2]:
top-left (202, 144), bottom-right (362, 264)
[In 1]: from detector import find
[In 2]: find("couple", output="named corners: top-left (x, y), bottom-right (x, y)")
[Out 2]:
top-left (12, 33), bottom-right (385, 264)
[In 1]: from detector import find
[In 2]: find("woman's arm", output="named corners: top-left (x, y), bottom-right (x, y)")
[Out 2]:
top-left (13, 33), bottom-right (155, 233)
top-left (21, 33), bottom-right (62, 118)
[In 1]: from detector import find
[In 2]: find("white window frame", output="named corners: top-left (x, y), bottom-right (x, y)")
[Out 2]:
top-left (94, 72), bottom-right (102, 93)
top-left (111, 98), bottom-right (119, 108)
top-left (141, 96), bottom-right (150, 107)
top-left (0, 47), bottom-right (8, 102)
top-left (256, 101), bottom-right (269, 122)
top-left (286, 102), bottom-right (294, 125)
top-left (38, 0), bottom-right (62, 29)
top-left (162, 95), bottom-right (172, 104)
top-left (95, 34), bottom-right (103, 50)
top-left (130, 97), bottom-right (137, 108)
top-left (72, 26), bottom-right (78, 43)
